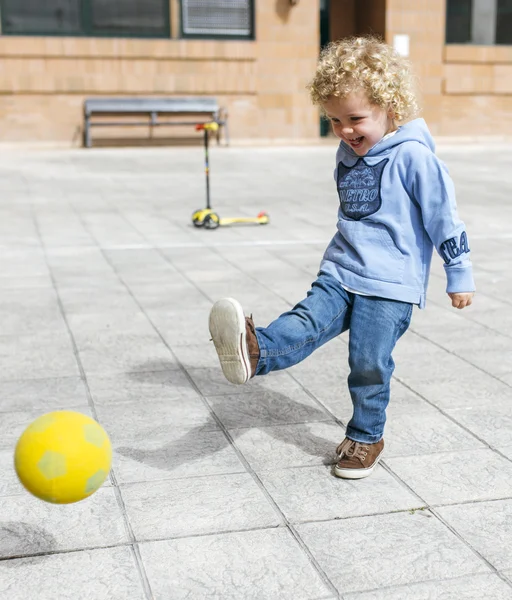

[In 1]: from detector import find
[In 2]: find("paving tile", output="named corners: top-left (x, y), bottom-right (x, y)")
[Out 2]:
top-left (260, 465), bottom-right (423, 522)
top-left (446, 401), bottom-right (512, 446)
top-left (385, 380), bottom-right (440, 412)
top-left (74, 332), bottom-right (178, 375)
top-left (199, 281), bottom-right (284, 308)
top-left (340, 387), bottom-right (486, 460)
top-left (147, 308), bottom-right (212, 347)
top-left (0, 546), bottom-right (146, 600)
top-left (47, 253), bottom-right (115, 285)
top-left (387, 449), bottom-right (512, 505)
top-left (206, 388), bottom-right (332, 429)
top-left (0, 332), bottom-right (79, 381)
top-left (0, 487), bottom-right (128, 558)
top-left (381, 404), bottom-right (484, 458)
top-left (0, 251), bottom-right (49, 278)
top-left (502, 570), bottom-right (512, 587)
top-left (0, 274), bottom-right (52, 290)
top-left (129, 282), bottom-right (212, 311)
top-left (172, 342), bottom-right (230, 370)
top-left (394, 373), bottom-right (512, 410)
top-left (112, 426), bottom-right (244, 484)
top-left (343, 573), bottom-right (512, 599)
top-left (230, 421), bottom-right (345, 471)
top-left (87, 369), bottom-right (200, 405)
top-left (58, 285), bottom-right (140, 314)
top-left (498, 446), bottom-right (512, 461)
top-left (500, 372), bottom-right (512, 386)
top-left (463, 350), bottom-right (512, 379)
top-left (0, 289), bottom-right (66, 335)
top-left (139, 528), bottom-right (332, 600)
top-left (394, 353), bottom-right (478, 385)
top-left (0, 448), bottom-right (25, 497)
top-left (121, 473), bottom-right (281, 540)
top-left (67, 312), bottom-right (180, 373)
top-left (296, 512), bottom-right (490, 594)
top-left (0, 376), bottom-right (88, 413)
top-left (95, 398), bottom-right (218, 444)
top-left (0, 406), bottom-right (92, 451)
top-left (186, 364), bottom-right (303, 396)
top-left (287, 358), bottom-right (352, 416)
top-left (437, 499), bottom-right (512, 570)
top-left (103, 248), bottom-right (179, 281)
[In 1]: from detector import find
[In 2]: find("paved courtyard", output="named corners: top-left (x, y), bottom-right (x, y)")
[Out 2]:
top-left (0, 140), bottom-right (511, 599)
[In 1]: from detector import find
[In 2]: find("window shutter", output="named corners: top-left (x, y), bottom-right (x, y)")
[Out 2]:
top-left (182, 0), bottom-right (252, 37)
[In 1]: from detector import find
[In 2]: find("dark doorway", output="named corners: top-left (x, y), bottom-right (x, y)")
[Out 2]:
top-left (319, 0), bottom-right (386, 136)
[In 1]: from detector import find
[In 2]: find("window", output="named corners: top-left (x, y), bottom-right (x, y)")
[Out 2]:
top-left (446, 0), bottom-right (512, 44)
top-left (0, 0), bottom-right (170, 38)
top-left (446, 0), bottom-right (472, 43)
top-left (181, 0), bottom-right (254, 39)
top-left (496, 0), bottom-right (512, 44)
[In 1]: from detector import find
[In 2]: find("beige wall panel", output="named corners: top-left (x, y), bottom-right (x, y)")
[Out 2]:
top-left (386, 0), bottom-right (445, 133)
top-left (0, 95), bottom-right (84, 142)
top-left (444, 64), bottom-right (494, 94)
top-left (445, 45), bottom-right (512, 64)
top-left (255, 0), bottom-right (319, 140)
top-left (0, 36), bottom-right (257, 60)
top-left (0, 58), bottom-right (256, 94)
top-left (440, 95), bottom-right (512, 135)
top-left (444, 63), bottom-right (512, 94)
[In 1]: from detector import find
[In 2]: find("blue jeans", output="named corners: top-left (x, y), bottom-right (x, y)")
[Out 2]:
top-left (255, 271), bottom-right (413, 443)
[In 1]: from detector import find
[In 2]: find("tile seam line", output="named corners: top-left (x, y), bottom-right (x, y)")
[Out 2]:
top-left (395, 374), bottom-right (512, 465)
top-left (429, 507), bottom-right (512, 586)
top-left (335, 570), bottom-right (510, 597)
top-left (5, 497), bottom-right (512, 563)
top-left (406, 328), bottom-right (512, 389)
top-left (29, 202), bottom-right (156, 600)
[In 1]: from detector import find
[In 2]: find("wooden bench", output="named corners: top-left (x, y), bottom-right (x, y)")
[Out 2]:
top-left (83, 97), bottom-right (229, 147)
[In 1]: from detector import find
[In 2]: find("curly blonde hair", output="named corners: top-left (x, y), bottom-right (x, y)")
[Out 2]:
top-left (308, 36), bottom-right (419, 122)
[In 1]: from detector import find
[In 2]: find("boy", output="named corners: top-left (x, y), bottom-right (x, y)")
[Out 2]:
top-left (208, 36), bottom-right (475, 479)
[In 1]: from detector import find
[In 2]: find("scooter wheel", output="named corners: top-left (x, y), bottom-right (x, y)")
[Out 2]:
top-left (203, 213), bottom-right (220, 230)
top-left (192, 208), bottom-right (208, 227)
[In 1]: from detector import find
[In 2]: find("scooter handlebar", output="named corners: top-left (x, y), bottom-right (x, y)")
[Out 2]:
top-left (195, 122), bottom-right (219, 132)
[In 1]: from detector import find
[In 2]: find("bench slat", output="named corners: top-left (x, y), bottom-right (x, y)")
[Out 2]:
top-left (84, 97), bottom-right (220, 115)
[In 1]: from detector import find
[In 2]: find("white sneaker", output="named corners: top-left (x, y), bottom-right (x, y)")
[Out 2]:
top-left (209, 298), bottom-right (258, 385)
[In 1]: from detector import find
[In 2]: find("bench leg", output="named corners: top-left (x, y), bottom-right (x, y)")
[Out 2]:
top-left (223, 115), bottom-right (230, 146)
top-left (216, 109), bottom-right (229, 146)
top-left (84, 115), bottom-right (91, 148)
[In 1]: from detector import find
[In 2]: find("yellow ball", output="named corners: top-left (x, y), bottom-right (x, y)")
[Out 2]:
top-left (14, 411), bottom-right (112, 504)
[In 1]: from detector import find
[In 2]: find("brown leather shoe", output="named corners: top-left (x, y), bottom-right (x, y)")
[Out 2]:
top-left (334, 438), bottom-right (384, 479)
top-left (209, 298), bottom-right (260, 384)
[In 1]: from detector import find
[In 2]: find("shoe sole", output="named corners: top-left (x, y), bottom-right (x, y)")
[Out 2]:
top-left (333, 449), bottom-right (384, 479)
top-left (209, 298), bottom-right (251, 385)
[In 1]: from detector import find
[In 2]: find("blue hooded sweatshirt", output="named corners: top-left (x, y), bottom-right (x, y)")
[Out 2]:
top-left (320, 118), bottom-right (475, 308)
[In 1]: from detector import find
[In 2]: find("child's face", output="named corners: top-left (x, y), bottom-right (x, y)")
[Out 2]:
top-left (322, 91), bottom-right (395, 156)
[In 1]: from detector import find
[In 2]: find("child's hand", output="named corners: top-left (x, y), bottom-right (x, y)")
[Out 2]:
top-left (448, 292), bottom-right (474, 309)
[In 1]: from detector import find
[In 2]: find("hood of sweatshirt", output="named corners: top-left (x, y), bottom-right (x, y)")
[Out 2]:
top-left (338, 118), bottom-right (435, 160)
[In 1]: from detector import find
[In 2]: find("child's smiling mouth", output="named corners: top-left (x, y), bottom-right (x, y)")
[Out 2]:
top-left (347, 136), bottom-right (364, 149)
